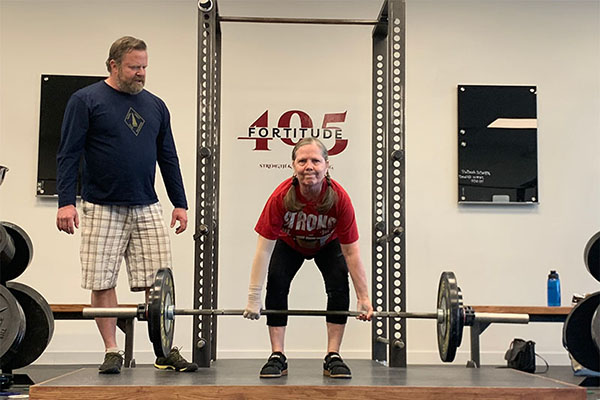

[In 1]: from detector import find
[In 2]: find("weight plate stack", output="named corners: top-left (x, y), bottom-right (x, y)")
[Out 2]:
top-left (0, 285), bottom-right (26, 363)
top-left (0, 221), bottom-right (34, 284)
top-left (0, 282), bottom-right (55, 370)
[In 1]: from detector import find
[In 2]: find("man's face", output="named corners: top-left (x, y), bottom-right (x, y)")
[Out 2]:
top-left (113, 50), bottom-right (147, 94)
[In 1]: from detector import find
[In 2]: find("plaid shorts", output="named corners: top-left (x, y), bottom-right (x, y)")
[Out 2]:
top-left (80, 200), bottom-right (171, 291)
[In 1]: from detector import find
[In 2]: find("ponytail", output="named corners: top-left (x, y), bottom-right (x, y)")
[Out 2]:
top-left (283, 176), bottom-right (304, 212)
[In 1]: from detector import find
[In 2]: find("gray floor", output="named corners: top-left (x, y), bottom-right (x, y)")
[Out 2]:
top-left (3, 360), bottom-right (599, 399)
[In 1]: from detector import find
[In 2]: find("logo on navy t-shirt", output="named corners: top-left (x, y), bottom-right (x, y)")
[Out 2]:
top-left (125, 107), bottom-right (145, 136)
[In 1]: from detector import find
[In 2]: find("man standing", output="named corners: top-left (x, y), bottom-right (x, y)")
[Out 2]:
top-left (56, 36), bottom-right (197, 374)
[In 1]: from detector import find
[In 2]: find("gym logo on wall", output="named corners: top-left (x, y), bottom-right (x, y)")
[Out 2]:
top-left (238, 110), bottom-right (349, 168)
top-left (125, 107), bottom-right (145, 136)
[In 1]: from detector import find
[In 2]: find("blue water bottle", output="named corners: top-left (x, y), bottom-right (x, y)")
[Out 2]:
top-left (547, 270), bottom-right (561, 307)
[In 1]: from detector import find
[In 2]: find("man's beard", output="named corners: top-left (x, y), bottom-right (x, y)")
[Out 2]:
top-left (116, 69), bottom-right (144, 95)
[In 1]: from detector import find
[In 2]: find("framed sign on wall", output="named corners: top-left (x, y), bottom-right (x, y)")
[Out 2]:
top-left (457, 84), bottom-right (538, 204)
top-left (36, 74), bottom-right (105, 196)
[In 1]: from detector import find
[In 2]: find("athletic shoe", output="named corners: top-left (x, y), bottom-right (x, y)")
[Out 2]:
top-left (323, 352), bottom-right (352, 379)
top-left (259, 352), bottom-right (288, 378)
top-left (154, 347), bottom-right (198, 372)
top-left (99, 351), bottom-right (123, 374)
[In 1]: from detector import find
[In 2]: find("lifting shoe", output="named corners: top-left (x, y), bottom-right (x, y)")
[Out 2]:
top-left (260, 352), bottom-right (288, 378)
top-left (323, 352), bottom-right (351, 379)
top-left (154, 347), bottom-right (198, 372)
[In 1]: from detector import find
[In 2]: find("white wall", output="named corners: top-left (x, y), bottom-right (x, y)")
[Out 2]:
top-left (0, 0), bottom-right (199, 364)
top-left (0, 0), bottom-right (598, 366)
top-left (405, 0), bottom-right (600, 365)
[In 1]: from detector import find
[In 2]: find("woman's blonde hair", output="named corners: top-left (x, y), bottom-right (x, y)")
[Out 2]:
top-left (283, 138), bottom-right (337, 213)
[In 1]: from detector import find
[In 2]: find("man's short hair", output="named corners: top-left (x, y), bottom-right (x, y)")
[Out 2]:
top-left (105, 36), bottom-right (147, 72)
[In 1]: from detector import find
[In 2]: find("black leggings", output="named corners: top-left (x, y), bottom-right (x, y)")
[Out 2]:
top-left (265, 239), bottom-right (350, 326)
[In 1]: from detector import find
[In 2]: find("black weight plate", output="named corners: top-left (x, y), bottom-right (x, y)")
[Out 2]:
top-left (0, 285), bottom-right (26, 361)
top-left (456, 287), bottom-right (465, 348)
top-left (0, 224), bottom-right (16, 273)
top-left (563, 291), bottom-right (600, 372)
top-left (1, 282), bottom-right (54, 369)
top-left (584, 231), bottom-right (600, 282)
top-left (591, 305), bottom-right (600, 353)
top-left (437, 271), bottom-right (461, 362)
top-left (1, 222), bottom-right (34, 283)
top-left (148, 268), bottom-right (175, 358)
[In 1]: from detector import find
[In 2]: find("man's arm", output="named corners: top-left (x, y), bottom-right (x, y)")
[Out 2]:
top-left (56, 95), bottom-right (88, 234)
top-left (57, 95), bottom-right (88, 208)
top-left (156, 105), bottom-right (188, 211)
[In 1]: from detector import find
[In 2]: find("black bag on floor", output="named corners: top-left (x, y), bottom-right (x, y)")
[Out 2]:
top-left (504, 338), bottom-right (536, 373)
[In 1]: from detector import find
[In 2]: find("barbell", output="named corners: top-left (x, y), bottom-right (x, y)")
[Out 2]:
top-left (81, 268), bottom-right (530, 361)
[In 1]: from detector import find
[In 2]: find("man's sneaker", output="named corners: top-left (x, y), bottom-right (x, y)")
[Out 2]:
top-left (259, 352), bottom-right (288, 378)
top-left (99, 351), bottom-right (123, 374)
top-left (323, 352), bottom-right (352, 379)
top-left (154, 347), bottom-right (198, 372)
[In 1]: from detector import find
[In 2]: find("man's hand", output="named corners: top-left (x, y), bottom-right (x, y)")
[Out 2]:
top-left (56, 205), bottom-right (79, 234)
top-left (170, 208), bottom-right (188, 234)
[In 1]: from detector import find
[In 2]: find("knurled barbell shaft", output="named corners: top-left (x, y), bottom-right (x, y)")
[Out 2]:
top-left (81, 307), bottom-right (528, 325)
top-left (170, 308), bottom-right (439, 320)
top-left (81, 307), bottom-right (438, 320)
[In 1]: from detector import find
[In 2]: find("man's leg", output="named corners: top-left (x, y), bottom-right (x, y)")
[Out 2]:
top-left (127, 203), bottom-right (197, 372)
top-left (80, 201), bottom-right (130, 374)
top-left (93, 287), bottom-right (124, 374)
top-left (92, 288), bottom-right (118, 350)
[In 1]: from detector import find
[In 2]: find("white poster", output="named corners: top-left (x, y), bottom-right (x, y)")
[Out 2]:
top-left (217, 22), bottom-right (373, 357)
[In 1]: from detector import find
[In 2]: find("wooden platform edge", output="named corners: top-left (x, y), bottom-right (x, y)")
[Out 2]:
top-left (50, 304), bottom-right (138, 313)
top-left (29, 384), bottom-right (587, 400)
top-left (33, 368), bottom-right (86, 386)
top-left (471, 305), bottom-right (572, 315)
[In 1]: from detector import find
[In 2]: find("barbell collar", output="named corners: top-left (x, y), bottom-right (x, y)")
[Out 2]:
top-left (137, 303), bottom-right (148, 321)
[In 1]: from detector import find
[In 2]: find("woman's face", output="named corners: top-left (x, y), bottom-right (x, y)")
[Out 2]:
top-left (292, 143), bottom-right (329, 190)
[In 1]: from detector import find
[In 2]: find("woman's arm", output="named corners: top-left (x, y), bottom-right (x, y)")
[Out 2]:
top-left (243, 235), bottom-right (276, 319)
top-left (341, 241), bottom-right (374, 320)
